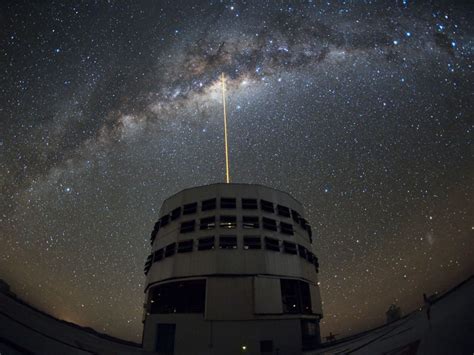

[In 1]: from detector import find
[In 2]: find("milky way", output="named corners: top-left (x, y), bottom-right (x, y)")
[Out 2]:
top-left (1, 0), bottom-right (473, 341)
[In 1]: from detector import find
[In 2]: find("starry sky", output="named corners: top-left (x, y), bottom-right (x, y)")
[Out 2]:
top-left (1, 0), bottom-right (473, 342)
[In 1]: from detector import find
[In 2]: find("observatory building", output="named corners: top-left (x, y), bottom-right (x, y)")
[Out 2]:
top-left (142, 183), bottom-right (323, 355)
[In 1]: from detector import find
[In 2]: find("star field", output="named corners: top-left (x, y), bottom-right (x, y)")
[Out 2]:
top-left (0, 0), bottom-right (473, 341)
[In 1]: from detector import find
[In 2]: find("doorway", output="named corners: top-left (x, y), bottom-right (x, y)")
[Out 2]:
top-left (156, 323), bottom-right (176, 355)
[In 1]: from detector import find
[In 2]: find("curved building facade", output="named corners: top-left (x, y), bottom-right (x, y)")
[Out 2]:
top-left (142, 183), bottom-right (322, 355)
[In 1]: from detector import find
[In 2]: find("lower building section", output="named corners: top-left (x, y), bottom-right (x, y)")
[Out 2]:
top-left (143, 315), bottom-right (319, 355)
top-left (142, 275), bottom-right (322, 355)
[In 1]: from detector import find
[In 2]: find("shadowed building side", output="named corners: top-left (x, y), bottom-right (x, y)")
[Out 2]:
top-left (142, 183), bottom-right (323, 355)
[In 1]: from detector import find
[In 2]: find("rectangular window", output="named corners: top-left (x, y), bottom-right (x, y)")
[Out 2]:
top-left (153, 221), bottom-right (160, 233)
top-left (220, 197), bottom-right (236, 209)
top-left (149, 280), bottom-right (206, 314)
top-left (298, 245), bottom-right (307, 259)
top-left (183, 202), bottom-right (197, 215)
top-left (164, 243), bottom-right (176, 257)
top-left (312, 254), bottom-right (319, 272)
top-left (306, 251), bottom-right (315, 264)
top-left (198, 236), bottom-right (215, 251)
top-left (301, 320), bottom-right (320, 350)
top-left (300, 218), bottom-right (309, 230)
top-left (160, 214), bottom-right (170, 227)
top-left (180, 220), bottom-right (195, 233)
top-left (291, 209), bottom-right (300, 224)
top-left (178, 239), bottom-right (193, 253)
top-left (200, 216), bottom-right (216, 230)
top-left (219, 235), bottom-right (237, 249)
top-left (300, 281), bottom-right (312, 314)
top-left (219, 215), bottom-right (236, 229)
top-left (262, 217), bottom-right (277, 231)
top-left (280, 279), bottom-right (299, 314)
top-left (260, 199), bottom-right (274, 213)
top-left (153, 248), bottom-right (164, 262)
top-left (150, 229), bottom-right (158, 244)
top-left (242, 216), bottom-right (259, 229)
top-left (283, 241), bottom-right (297, 254)
top-left (243, 236), bottom-right (261, 250)
top-left (170, 207), bottom-right (181, 221)
top-left (202, 198), bottom-right (216, 211)
top-left (144, 258), bottom-right (152, 274)
top-left (146, 253), bottom-right (153, 264)
top-left (280, 222), bottom-right (294, 235)
top-left (306, 225), bottom-right (313, 240)
top-left (242, 198), bottom-right (258, 209)
top-left (277, 204), bottom-right (291, 217)
top-left (280, 279), bottom-right (312, 314)
top-left (264, 237), bottom-right (280, 251)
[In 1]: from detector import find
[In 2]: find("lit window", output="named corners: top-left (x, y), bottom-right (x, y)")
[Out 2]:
top-left (219, 235), bottom-right (237, 249)
top-left (180, 220), bottom-right (195, 233)
top-left (242, 198), bottom-right (258, 209)
top-left (220, 215), bottom-right (237, 229)
top-left (198, 236), bottom-right (215, 250)
top-left (260, 199), bottom-right (274, 213)
top-left (164, 243), bottom-right (176, 257)
top-left (221, 197), bottom-right (236, 209)
top-left (178, 239), bottom-right (193, 253)
top-left (242, 216), bottom-right (259, 229)
top-left (202, 198), bottom-right (216, 211)
top-left (243, 236), bottom-right (261, 250)
top-left (283, 241), bottom-right (297, 254)
top-left (171, 207), bottom-right (181, 221)
top-left (183, 202), bottom-right (197, 215)
top-left (262, 217), bottom-right (277, 231)
top-left (277, 204), bottom-right (291, 217)
top-left (264, 237), bottom-right (280, 251)
top-left (280, 222), bottom-right (294, 235)
top-left (200, 216), bottom-right (216, 230)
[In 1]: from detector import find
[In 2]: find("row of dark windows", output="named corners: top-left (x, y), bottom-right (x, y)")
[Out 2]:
top-left (144, 236), bottom-right (319, 275)
top-left (147, 278), bottom-right (314, 316)
top-left (178, 216), bottom-right (295, 235)
top-left (150, 198), bottom-right (312, 243)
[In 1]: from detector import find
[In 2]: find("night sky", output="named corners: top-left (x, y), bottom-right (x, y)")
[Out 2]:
top-left (1, 0), bottom-right (473, 342)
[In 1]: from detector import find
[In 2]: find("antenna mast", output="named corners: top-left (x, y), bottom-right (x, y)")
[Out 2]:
top-left (221, 73), bottom-right (230, 183)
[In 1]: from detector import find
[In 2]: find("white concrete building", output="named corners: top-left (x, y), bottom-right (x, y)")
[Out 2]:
top-left (142, 183), bottom-right (323, 355)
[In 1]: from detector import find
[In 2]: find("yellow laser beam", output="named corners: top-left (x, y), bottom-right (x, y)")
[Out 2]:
top-left (221, 73), bottom-right (230, 183)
